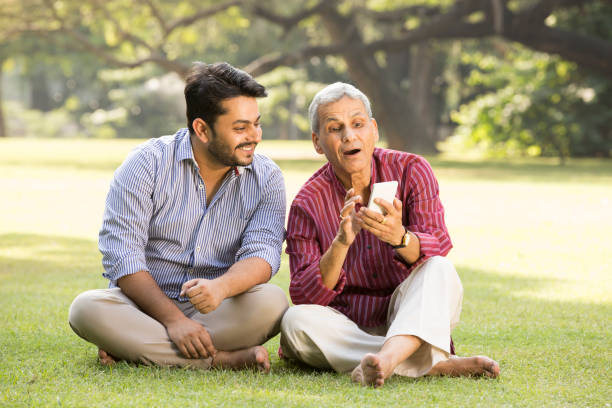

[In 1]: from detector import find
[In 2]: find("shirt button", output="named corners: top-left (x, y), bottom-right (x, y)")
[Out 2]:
top-left (198, 184), bottom-right (204, 190)
top-left (196, 246), bottom-right (201, 252)
top-left (372, 273), bottom-right (378, 279)
top-left (367, 245), bottom-right (372, 249)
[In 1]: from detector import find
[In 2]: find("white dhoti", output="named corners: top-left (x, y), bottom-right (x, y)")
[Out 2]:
top-left (280, 256), bottom-right (463, 377)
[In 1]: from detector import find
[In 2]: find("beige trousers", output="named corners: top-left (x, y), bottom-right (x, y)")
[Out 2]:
top-left (69, 283), bottom-right (288, 368)
top-left (280, 256), bottom-right (463, 377)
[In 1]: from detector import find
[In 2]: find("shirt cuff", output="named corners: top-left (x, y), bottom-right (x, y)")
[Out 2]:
top-left (236, 244), bottom-right (281, 277)
top-left (411, 231), bottom-right (442, 258)
top-left (290, 266), bottom-right (346, 306)
top-left (102, 253), bottom-right (149, 285)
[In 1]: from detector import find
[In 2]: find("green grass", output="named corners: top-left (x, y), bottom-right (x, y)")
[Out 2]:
top-left (1, 138), bottom-right (611, 407)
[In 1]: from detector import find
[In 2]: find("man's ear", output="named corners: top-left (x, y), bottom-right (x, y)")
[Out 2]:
top-left (371, 118), bottom-right (379, 143)
top-left (192, 118), bottom-right (211, 143)
top-left (312, 132), bottom-right (324, 155)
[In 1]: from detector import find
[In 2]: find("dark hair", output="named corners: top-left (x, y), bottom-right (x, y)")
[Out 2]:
top-left (184, 62), bottom-right (267, 134)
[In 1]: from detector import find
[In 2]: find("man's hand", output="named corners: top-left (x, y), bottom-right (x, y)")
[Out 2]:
top-left (357, 197), bottom-right (405, 246)
top-left (336, 188), bottom-right (363, 247)
top-left (166, 317), bottom-right (216, 359)
top-left (180, 278), bottom-right (227, 314)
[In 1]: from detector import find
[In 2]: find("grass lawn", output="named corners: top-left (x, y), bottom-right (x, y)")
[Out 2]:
top-left (1, 138), bottom-right (610, 407)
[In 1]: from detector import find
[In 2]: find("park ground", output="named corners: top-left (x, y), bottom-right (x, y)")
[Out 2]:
top-left (0, 138), bottom-right (611, 407)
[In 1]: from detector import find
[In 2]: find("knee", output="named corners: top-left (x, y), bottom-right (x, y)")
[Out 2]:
top-left (68, 290), bottom-right (104, 333)
top-left (245, 284), bottom-right (289, 328)
top-left (280, 304), bottom-right (319, 340)
top-left (425, 256), bottom-right (463, 295)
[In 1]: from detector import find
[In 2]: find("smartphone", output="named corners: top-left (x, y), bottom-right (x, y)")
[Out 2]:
top-left (367, 181), bottom-right (398, 214)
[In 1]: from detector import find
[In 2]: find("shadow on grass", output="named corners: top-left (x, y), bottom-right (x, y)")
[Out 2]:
top-left (1, 233), bottom-right (610, 404)
top-left (427, 157), bottom-right (612, 183)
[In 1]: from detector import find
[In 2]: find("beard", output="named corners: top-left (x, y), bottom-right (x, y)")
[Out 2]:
top-left (207, 128), bottom-right (255, 167)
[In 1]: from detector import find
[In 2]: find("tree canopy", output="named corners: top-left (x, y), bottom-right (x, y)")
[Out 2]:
top-left (1, 0), bottom-right (611, 157)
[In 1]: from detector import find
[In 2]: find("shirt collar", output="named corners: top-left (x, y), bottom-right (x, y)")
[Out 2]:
top-left (176, 128), bottom-right (195, 163)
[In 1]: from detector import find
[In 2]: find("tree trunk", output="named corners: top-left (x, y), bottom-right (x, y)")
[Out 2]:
top-left (319, 5), bottom-right (434, 153)
top-left (0, 60), bottom-right (6, 138)
top-left (29, 69), bottom-right (54, 111)
top-left (408, 43), bottom-right (438, 153)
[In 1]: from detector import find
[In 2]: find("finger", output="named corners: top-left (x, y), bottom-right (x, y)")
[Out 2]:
top-left (188, 292), bottom-right (205, 304)
top-left (373, 198), bottom-right (395, 215)
top-left (177, 343), bottom-right (191, 359)
top-left (393, 198), bottom-right (403, 212)
top-left (186, 284), bottom-right (204, 298)
top-left (184, 341), bottom-right (198, 359)
top-left (191, 337), bottom-right (209, 359)
top-left (344, 187), bottom-right (355, 201)
top-left (180, 279), bottom-right (199, 296)
top-left (199, 331), bottom-right (217, 357)
top-left (359, 206), bottom-right (386, 223)
top-left (340, 201), bottom-right (356, 219)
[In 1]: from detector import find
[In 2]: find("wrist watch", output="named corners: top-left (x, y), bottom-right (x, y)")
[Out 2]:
top-left (392, 228), bottom-right (411, 249)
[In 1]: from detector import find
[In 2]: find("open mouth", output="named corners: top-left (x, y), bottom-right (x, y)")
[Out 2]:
top-left (237, 143), bottom-right (256, 152)
top-left (343, 148), bottom-right (361, 156)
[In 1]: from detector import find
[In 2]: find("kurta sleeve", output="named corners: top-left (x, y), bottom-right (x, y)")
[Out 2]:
top-left (405, 157), bottom-right (452, 260)
top-left (286, 202), bottom-right (346, 306)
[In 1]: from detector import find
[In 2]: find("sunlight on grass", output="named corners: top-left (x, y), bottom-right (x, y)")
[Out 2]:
top-left (1, 138), bottom-right (611, 407)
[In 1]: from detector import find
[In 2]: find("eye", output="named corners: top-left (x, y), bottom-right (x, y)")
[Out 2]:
top-left (234, 127), bottom-right (246, 132)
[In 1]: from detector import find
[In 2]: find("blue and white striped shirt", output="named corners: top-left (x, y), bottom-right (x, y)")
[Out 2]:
top-left (99, 128), bottom-right (286, 300)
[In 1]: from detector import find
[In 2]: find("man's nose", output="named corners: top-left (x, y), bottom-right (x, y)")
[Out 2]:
top-left (342, 128), bottom-right (357, 142)
top-left (248, 126), bottom-right (262, 143)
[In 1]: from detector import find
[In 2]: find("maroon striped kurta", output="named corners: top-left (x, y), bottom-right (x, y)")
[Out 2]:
top-left (286, 148), bottom-right (452, 328)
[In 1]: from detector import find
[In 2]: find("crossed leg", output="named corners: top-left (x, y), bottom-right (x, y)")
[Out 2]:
top-left (70, 284), bottom-right (288, 372)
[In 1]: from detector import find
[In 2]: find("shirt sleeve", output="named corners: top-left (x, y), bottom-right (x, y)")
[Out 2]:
top-left (99, 148), bottom-right (154, 285)
top-left (235, 166), bottom-right (286, 277)
top-left (286, 203), bottom-right (346, 306)
top-left (405, 157), bottom-right (452, 260)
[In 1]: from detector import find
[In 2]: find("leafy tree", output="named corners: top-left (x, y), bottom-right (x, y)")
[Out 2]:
top-left (2, 0), bottom-right (611, 156)
top-left (450, 44), bottom-right (612, 161)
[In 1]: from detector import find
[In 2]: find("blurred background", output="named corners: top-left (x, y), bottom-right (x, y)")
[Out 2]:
top-left (1, 0), bottom-right (611, 161)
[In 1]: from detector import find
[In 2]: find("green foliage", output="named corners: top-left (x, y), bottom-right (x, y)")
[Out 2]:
top-left (449, 45), bottom-right (612, 160)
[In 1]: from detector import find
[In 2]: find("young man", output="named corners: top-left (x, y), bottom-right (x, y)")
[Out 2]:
top-left (281, 82), bottom-right (500, 386)
top-left (69, 62), bottom-right (288, 372)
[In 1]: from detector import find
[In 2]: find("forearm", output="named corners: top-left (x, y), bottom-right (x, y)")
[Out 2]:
top-left (214, 257), bottom-right (272, 299)
top-left (117, 271), bottom-right (186, 326)
top-left (319, 238), bottom-right (350, 290)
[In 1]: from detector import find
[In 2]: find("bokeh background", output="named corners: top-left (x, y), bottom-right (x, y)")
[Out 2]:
top-left (1, 0), bottom-right (611, 160)
top-left (1, 1), bottom-right (611, 407)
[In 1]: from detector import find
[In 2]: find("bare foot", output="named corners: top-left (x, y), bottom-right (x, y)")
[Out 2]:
top-left (98, 349), bottom-right (119, 366)
top-left (212, 346), bottom-right (270, 373)
top-left (351, 353), bottom-right (390, 388)
top-left (428, 355), bottom-right (500, 378)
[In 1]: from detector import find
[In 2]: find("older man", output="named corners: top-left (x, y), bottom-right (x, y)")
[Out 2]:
top-left (280, 82), bottom-right (499, 387)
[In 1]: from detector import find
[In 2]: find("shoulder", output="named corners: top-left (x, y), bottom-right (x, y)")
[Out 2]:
top-left (123, 129), bottom-right (185, 168)
top-left (249, 154), bottom-right (284, 185)
top-left (292, 163), bottom-right (333, 208)
top-left (374, 147), bottom-right (430, 170)
top-left (375, 148), bottom-right (436, 178)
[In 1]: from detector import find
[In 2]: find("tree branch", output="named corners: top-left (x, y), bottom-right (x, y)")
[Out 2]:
top-left (249, 0), bottom-right (329, 32)
top-left (507, 25), bottom-right (612, 75)
top-left (165, 0), bottom-right (244, 38)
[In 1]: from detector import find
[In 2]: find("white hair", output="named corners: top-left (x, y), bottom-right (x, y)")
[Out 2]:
top-left (308, 82), bottom-right (372, 134)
